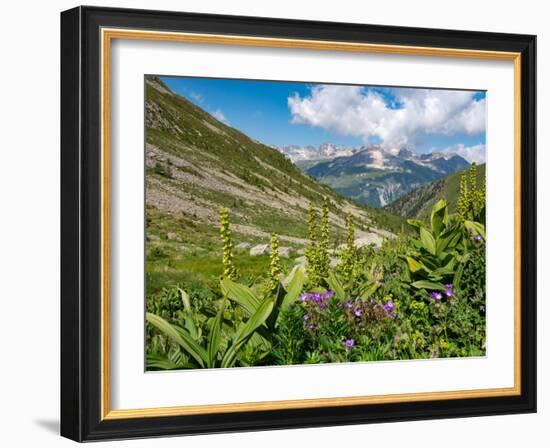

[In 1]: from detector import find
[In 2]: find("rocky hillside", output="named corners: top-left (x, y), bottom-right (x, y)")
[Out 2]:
top-left (145, 76), bottom-right (399, 263)
top-left (300, 146), bottom-right (470, 208)
top-left (385, 163), bottom-right (486, 219)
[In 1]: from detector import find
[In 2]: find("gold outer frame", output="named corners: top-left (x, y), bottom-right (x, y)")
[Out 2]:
top-left (100, 28), bottom-right (522, 421)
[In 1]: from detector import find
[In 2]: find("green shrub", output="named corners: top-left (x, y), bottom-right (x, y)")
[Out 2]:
top-left (152, 161), bottom-right (172, 178)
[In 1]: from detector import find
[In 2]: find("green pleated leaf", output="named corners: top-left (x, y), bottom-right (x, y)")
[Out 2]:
top-left (326, 271), bottom-right (346, 301)
top-left (146, 353), bottom-right (180, 370)
top-left (221, 297), bottom-right (274, 368)
top-left (435, 230), bottom-right (460, 257)
top-left (419, 227), bottom-right (437, 255)
top-left (407, 219), bottom-right (426, 230)
top-left (146, 312), bottom-right (207, 368)
top-left (411, 280), bottom-right (446, 291)
top-left (184, 316), bottom-right (199, 340)
top-left (430, 199), bottom-right (449, 238)
top-left (220, 278), bottom-right (261, 315)
top-left (281, 267), bottom-right (305, 310)
top-left (453, 253), bottom-right (470, 289)
top-left (207, 300), bottom-right (226, 368)
top-left (360, 283), bottom-right (380, 300)
top-left (406, 256), bottom-right (426, 273)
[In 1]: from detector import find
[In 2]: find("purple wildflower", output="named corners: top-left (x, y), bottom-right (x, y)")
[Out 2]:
top-left (303, 314), bottom-right (309, 322)
top-left (354, 308), bottom-right (362, 317)
top-left (343, 338), bottom-right (355, 348)
top-left (383, 300), bottom-right (395, 314)
top-left (476, 234), bottom-right (483, 241)
top-left (430, 291), bottom-right (443, 301)
top-left (383, 300), bottom-right (396, 320)
top-left (300, 293), bottom-right (308, 302)
top-left (444, 283), bottom-right (454, 297)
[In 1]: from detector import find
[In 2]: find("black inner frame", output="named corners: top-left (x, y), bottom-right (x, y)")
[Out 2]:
top-left (61, 6), bottom-right (536, 442)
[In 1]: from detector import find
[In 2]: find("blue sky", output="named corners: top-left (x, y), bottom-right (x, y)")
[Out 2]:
top-left (160, 76), bottom-right (487, 162)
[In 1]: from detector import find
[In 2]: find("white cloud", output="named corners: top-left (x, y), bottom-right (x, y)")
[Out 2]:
top-left (442, 143), bottom-right (486, 164)
top-left (287, 86), bottom-right (486, 148)
top-left (190, 91), bottom-right (204, 103)
top-left (211, 109), bottom-right (230, 125)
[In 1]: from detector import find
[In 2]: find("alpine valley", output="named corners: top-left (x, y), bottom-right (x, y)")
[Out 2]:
top-left (144, 75), bottom-right (488, 371)
top-left (144, 76), bottom-right (401, 294)
top-left (278, 144), bottom-right (471, 208)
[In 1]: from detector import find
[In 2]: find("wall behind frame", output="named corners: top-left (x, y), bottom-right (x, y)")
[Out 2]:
top-left (0, 1), bottom-right (545, 447)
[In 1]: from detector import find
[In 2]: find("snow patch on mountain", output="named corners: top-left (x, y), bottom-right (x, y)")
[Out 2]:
top-left (278, 142), bottom-right (360, 162)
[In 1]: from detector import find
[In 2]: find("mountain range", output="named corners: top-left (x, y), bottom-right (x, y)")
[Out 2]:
top-left (277, 144), bottom-right (470, 208)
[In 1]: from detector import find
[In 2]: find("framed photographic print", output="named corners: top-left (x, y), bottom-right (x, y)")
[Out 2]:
top-left (60, 6), bottom-right (537, 442)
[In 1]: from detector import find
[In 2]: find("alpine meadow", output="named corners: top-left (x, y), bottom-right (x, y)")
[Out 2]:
top-left (144, 75), bottom-right (487, 370)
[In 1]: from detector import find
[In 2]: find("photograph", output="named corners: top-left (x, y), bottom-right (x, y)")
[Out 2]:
top-left (144, 75), bottom-right (488, 370)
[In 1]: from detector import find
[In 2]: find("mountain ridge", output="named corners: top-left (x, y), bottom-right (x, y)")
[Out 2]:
top-left (385, 163), bottom-right (486, 219)
top-left (296, 145), bottom-right (470, 208)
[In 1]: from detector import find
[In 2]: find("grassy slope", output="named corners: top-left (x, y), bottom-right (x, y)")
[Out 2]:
top-left (385, 164), bottom-right (486, 220)
top-left (145, 76), bottom-right (402, 294)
